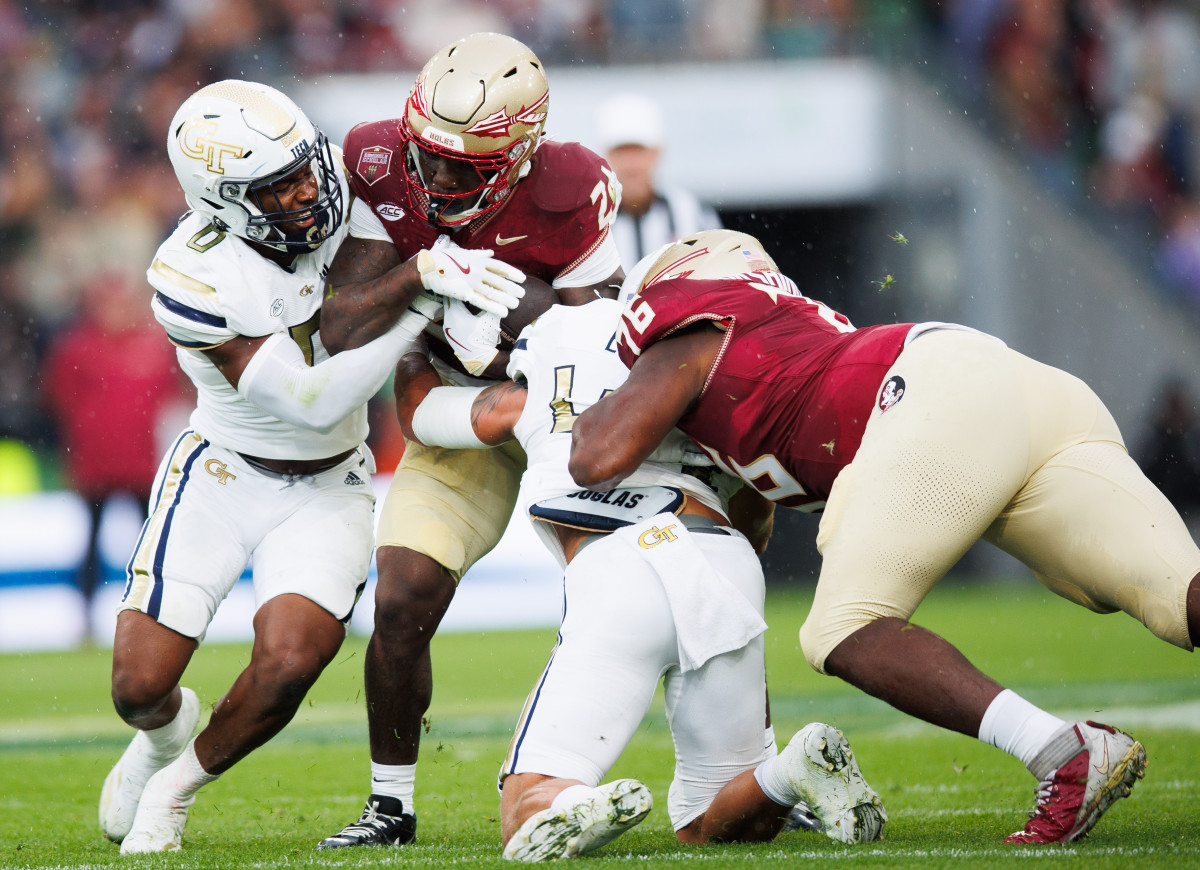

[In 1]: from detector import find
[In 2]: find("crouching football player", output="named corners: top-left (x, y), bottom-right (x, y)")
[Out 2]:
top-left (393, 295), bottom-right (887, 861)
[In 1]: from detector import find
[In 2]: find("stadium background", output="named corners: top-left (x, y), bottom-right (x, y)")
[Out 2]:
top-left (3, 0), bottom-right (1200, 651)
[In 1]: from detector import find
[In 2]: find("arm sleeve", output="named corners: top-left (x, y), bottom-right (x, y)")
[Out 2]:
top-left (410, 386), bottom-right (489, 449)
top-left (553, 233), bottom-right (622, 290)
top-left (238, 313), bottom-right (425, 433)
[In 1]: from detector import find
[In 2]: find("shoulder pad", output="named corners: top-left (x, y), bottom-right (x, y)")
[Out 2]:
top-left (146, 226), bottom-right (237, 347)
top-left (526, 141), bottom-right (611, 214)
top-left (343, 120), bottom-right (406, 195)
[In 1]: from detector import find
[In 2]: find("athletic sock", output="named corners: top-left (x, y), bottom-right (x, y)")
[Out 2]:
top-left (371, 762), bottom-right (417, 816)
top-left (753, 753), bottom-right (798, 807)
top-left (550, 784), bottom-right (594, 812)
top-left (763, 724), bottom-right (779, 759)
top-left (978, 689), bottom-right (1066, 769)
top-left (157, 741), bottom-right (219, 801)
top-left (143, 689), bottom-right (197, 760)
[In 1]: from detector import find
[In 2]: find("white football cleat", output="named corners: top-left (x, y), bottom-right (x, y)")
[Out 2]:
top-left (119, 764), bottom-right (195, 854)
top-left (781, 723), bottom-right (887, 844)
top-left (503, 779), bottom-right (653, 862)
top-left (99, 687), bottom-right (200, 843)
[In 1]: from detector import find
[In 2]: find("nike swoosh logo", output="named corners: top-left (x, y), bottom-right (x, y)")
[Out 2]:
top-left (443, 326), bottom-right (469, 353)
top-left (1092, 735), bottom-right (1111, 777)
top-left (444, 254), bottom-right (471, 275)
top-left (495, 234), bottom-right (527, 246)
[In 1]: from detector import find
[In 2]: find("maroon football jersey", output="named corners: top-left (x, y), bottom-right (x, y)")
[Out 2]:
top-left (343, 122), bottom-right (617, 283)
top-left (616, 273), bottom-right (914, 509)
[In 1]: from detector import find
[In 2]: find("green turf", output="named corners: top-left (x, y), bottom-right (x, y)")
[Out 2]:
top-left (2, 578), bottom-right (1198, 868)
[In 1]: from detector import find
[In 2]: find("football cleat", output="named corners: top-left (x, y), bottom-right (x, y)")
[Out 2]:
top-left (502, 779), bottom-right (653, 862)
top-left (1004, 720), bottom-right (1146, 845)
top-left (780, 723), bottom-right (887, 844)
top-left (119, 765), bottom-right (194, 854)
top-left (781, 800), bottom-right (825, 834)
top-left (317, 795), bottom-right (417, 848)
top-left (99, 686), bottom-right (200, 843)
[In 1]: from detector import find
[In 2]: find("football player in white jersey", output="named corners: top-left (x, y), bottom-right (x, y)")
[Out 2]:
top-left (99, 80), bottom-right (523, 855)
top-left (391, 297), bottom-right (886, 860)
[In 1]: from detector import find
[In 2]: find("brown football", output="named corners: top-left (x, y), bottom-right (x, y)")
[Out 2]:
top-left (499, 274), bottom-right (559, 349)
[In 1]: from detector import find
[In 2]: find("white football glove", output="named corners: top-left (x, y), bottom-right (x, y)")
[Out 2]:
top-left (442, 297), bottom-right (502, 377)
top-left (646, 428), bottom-right (715, 466)
top-left (393, 291), bottom-right (443, 344)
top-left (407, 291), bottom-right (444, 322)
top-left (416, 236), bottom-right (524, 319)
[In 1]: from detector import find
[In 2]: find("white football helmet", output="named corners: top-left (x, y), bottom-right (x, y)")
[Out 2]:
top-left (166, 80), bottom-right (344, 253)
top-left (622, 230), bottom-right (781, 299)
top-left (401, 32), bottom-right (549, 227)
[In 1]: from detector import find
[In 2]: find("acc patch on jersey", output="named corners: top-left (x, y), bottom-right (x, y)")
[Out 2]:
top-left (878, 375), bottom-right (905, 413)
top-left (356, 146), bottom-right (392, 185)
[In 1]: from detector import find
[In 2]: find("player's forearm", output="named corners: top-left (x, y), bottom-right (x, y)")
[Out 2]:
top-left (322, 263), bottom-right (422, 353)
top-left (569, 402), bottom-right (649, 490)
top-left (321, 246), bottom-right (422, 353)
top-left (241, 315), bottom-right (426, 433)
top-left (395, 352), bottom-right (444, 442)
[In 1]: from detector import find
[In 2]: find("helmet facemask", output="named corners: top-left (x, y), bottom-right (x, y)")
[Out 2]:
top-left (402, 127), bottom-right (527, 227)
top-left (235, 132), bottom-right (344, 253)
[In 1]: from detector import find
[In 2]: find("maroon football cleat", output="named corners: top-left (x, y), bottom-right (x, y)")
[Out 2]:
top-left (1005, 720), bottom-right (1146, 845)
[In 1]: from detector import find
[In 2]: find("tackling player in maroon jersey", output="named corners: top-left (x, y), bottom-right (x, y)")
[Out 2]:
top-left (316, 33), bottom-right (624, 849)
top-left (571, 229), bottom-right (1200, 846)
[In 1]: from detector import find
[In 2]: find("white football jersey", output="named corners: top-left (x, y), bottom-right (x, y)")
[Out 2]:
top-left (146, 161), bottom-right (364, 460)
top-left (507, 298), bottom-right (725, 567)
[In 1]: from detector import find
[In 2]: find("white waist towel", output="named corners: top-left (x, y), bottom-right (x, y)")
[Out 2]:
top-left (610, 513), bottom-right (766, 672)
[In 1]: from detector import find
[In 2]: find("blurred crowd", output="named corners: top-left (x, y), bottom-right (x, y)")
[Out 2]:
top-left (3, 0), bottom-right (1200, 510)
top-left (916, 0), bottom-right (1200, 312)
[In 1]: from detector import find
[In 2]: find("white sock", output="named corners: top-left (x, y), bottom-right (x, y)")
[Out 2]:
top-left (371, 762), bottom-right (417, 815)
top-left (550, 784), bottom-right (594, 812)
top-left (143, 688), bottom-right (196, 759)
top-left (158, 741), bottom-right (218, 801)
top-left (753, 754), bottom-right (797, 807)
top-left (763, 724), bottom-right (779, 759)
top-left (978, 689), bottom-right (1066, 768)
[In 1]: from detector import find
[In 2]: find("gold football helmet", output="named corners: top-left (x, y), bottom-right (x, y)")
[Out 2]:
top-left (625, 230), bottom-right (780, 297)
top-left (401, 32), bottom-right (549, 226)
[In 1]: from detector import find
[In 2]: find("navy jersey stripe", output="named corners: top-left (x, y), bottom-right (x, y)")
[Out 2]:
top-left (155, 291), bottom-right (228, 328)
top-left (168, 334), bottom-right (221, 349)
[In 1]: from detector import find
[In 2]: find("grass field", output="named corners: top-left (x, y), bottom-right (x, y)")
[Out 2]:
top-left (3, 578), bottom-right (1199, 869)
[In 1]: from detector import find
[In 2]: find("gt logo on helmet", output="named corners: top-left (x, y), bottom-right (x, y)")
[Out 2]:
top-left (179, 119), bottom-right (246, 174)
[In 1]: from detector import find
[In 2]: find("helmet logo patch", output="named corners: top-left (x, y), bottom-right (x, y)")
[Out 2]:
top-left (179, 119), bottom-right (246, 173)
top-left (463, 91), bottom-right (548, 138)
top-left (357, 146), bottom-right (392, 185)
top-left (879, 376), bottom-right (905, 413)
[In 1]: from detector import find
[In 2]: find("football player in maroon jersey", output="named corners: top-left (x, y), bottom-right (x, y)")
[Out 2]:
top-left (317, 33), bottom-right (625, 848)
top-left (570, 229), bottom-right (1200, 846)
